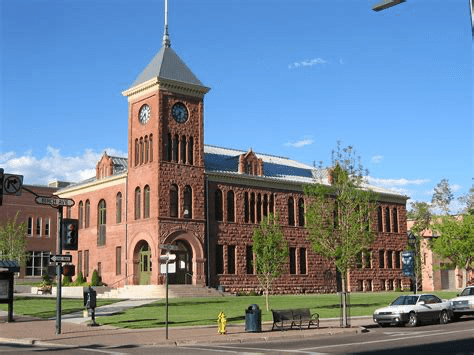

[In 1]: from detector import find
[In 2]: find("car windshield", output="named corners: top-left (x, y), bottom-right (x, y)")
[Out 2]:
top-left (390, 295), bottom-right (419, 306)
top-left (460, 288), bottom-right (474, 297)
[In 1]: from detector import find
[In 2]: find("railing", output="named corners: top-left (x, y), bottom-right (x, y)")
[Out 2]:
top-left (185, 273), bottom-right (193, 285)
top-left (108, 274), bottom-right (136, 289)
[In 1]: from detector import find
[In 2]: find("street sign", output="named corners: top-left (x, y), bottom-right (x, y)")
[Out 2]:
top-left (159, 244), bottom-right (181, 251)
top-left (49, 254), bottom-right (72, 263)
top-left (35, 196), bottom-right (75, 208)
top-left (159, 253), bottom-right (177, 262)
top-left (3, 174), bottom-right (23, 196)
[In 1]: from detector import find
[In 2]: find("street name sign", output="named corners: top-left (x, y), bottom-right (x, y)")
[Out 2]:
top-left (35, 196), bottom-right (75, 208)
top-left (49, 254), bottom-right (73, 263)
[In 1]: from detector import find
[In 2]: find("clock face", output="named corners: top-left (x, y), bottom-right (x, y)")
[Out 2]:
top-left (171, 102), bottom-right (188, 123)
top-left (139, 104), bottom-right (151, 124)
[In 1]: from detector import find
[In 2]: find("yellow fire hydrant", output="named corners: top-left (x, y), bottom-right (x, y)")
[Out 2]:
top-left (217, 311), bottom-right (227, 334)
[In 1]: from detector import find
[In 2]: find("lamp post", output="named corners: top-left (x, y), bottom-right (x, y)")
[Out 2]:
top-left (407, 231), bottom-right (418, 294)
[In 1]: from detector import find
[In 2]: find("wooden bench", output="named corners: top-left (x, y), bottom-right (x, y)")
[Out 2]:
top-left (271, 308), bottom-right (319, 330)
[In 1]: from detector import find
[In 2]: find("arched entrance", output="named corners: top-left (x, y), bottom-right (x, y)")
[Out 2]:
top-left (165, 240), bottom-right (193, 284)
top-left (138, 242), bottom-right (152, 285)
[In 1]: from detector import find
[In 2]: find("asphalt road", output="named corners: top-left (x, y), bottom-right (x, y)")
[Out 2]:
top-left (1, 318), bottom-right (474, 354)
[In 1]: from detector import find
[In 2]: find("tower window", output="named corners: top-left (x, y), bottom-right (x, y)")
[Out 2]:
top-left (144, 136), bottom-right (149, 163)
top-left (188, 137), bottom-right (194, 165)
top-left (392, 208), bottom-right (398, 233)
top-left (298, 198), bottom-right (305, 226)
top-left (184, 185), bottom-right (192, 219)
top-left (250, 193), bottom-right (255, 223)
top-left (149, 134), bottom-right (153, 162)
top-left (167, 133), bottom-right (172, 162)
top-left (215, 189), bottom-right (223, 221)
top-left (288, 197), bottom-right (295, 226)
top-left (244, 192), bottom-right (249, 223)
top-left (181, 136), bottom-right (187, 164)
top-left (227, 190), bottom-right (235, 223)
top-left (385, 207), bottom-right (391, 232)
top-left (135, 187), bottom-right (141, 220)
top-left (173, 134), bottom-right (179, 163)
top-left (170, 184), bottom-right (178, 217)
top-left (135, 139), bottom-right (139, 166)
top-left (144, 185), bottom-right (150, 218)
top-left (256, 194), bottom-right (262, 223)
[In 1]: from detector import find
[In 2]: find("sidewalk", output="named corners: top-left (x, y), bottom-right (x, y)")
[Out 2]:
top-left (0, 300), bottom-right (374, 348)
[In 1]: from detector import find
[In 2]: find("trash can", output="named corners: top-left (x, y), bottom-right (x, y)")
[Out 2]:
top-left (245, 304), bottom-right (262, 332)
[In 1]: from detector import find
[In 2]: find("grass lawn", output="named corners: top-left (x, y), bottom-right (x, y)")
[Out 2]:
top-left (98, 290), bottom-right (458, 329)
top-left (0, 296), bottom-right (122, 319)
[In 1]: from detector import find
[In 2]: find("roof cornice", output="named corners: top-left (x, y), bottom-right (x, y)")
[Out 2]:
top-left (122, 77), bottom-right (210, 100)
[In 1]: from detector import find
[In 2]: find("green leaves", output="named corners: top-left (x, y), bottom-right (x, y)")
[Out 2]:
top-left (0, 212), bottom-right (28, 266)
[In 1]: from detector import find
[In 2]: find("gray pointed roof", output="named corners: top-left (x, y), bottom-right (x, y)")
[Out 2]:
top-left (130, 46), bottom-right (204, 89)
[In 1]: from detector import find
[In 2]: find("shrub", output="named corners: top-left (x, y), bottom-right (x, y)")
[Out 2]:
top-left (42, 273), bottom-right (52, 285)
top-left (74, 271), bottom-right (86, 285)
top-left (91, 270), bottom-right (101, 286)
top-left (62, 275), bottom-right (71, 286)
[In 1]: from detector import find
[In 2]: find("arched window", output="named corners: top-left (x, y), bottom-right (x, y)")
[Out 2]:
top-left (144, 185), bottom-right (150, 218)
top-left (269, 194), bottom-right (274, 215)
top-left (167, 133), bottom-right (172, 162)
top-left (36, 217), bottom-right (42, 236)
top-left (98, 199), bottom-right (106, 246)
top-left (392, 208), bottom-right (399, 233)
top-left (188, 137), bottom-right (194, 165)
top-left (27, 217), bottom-right (33, 235)
top-left (78, 201), bottom-right (84, 229)
top-left (244, 192), bottom-right (249, 223)
top-left (263, 194), bottom-right (268, 218)
top-left (149, 134), bottom-right (153, 162)
top-left (116, 193), bottom-right (122, 223)
top-left (298, 198), bottom-right (305, 226)
top-left (144, 136), bottom-right (149, 163)
top-left (170, 185), bottom-right (178, 217)
top-left (140, 137), bottom-right (144, 164)
top-left (288, 197), bottom-right (295, 226)
top-left (184, 186), bottom-right (192, 219)
top-left (250, 193), bottom-right (255, 223)
top-left (385, 207), bottom-right (391, 232)
top-left (256, 194), bottom-right (262, 223)
top-left (227, 190), bottom-right (235, 222)
top-left (377, 207), bottom-right (383, 232)
top-left (135, 187), bottom-right (141, 220)
top-left (173, 134), bottom-right (179, 163)
top-left (85, 200), bottom-right (90, 228)
top-left (181, 136), bottom-right (187, 164)
top-left (135, 139), bottom-right (139, 166)
top-left (215, 189), bottom-right (223, 221)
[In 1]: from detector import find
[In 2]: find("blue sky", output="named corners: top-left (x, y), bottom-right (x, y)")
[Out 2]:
top-left (0, 0), bottom-right (472, 212)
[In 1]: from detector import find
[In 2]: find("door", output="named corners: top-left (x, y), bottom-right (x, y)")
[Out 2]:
top-left (170, 240), bottom-right (193, 284)
top-left (139, 244), bottom-right (152, 285)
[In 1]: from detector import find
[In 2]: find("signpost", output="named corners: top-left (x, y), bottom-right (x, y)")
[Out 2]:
top-left (35, 196), bottom-right (75, 208)
top-left (3, 174), bottom-right (23, 196)
top-left (160, 252), bottom-right (176, 340)
top-left (49, 254), bottom-right (73, 263)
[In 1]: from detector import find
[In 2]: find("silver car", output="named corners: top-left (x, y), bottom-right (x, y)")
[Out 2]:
top-left (373, 294), bottom-right (453, 327)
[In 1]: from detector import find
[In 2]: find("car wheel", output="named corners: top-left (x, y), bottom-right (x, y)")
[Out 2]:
top-left (439, 310), bottom-right (449, 325)
top-left (406, 312), bottom-right (417, 327)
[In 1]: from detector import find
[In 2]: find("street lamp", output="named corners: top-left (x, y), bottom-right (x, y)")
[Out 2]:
top-left (372, 0), bottom-right (406, 12)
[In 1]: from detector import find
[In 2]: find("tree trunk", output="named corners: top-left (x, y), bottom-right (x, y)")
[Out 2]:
top-left (341, 270), bottom-right (348, 328)
top-left (265, 280), bottom-right (270, 311)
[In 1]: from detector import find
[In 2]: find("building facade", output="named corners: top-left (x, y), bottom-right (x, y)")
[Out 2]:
top-left (55, 33), bottom-right (410, 294)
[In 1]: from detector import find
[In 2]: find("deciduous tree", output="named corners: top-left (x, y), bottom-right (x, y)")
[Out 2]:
top-left (0, 212), bottom-right (28, 266)
top-left (253, 214), bottom-right (288, 311)
top-left (431, 178), bottom-right (454, 215)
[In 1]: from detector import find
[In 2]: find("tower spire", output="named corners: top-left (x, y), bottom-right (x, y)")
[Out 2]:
top-left (162, 0), bottom-right (171, 48)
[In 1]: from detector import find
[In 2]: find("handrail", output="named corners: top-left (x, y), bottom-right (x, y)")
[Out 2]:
top-left (185, 272), bottom-right (193, 285)
top-left (108, 273), bottom-right (136, 289)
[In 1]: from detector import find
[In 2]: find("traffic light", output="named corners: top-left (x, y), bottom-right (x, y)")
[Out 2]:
top-left (61, 219), bottom-right (79, 250)
top-left (62, 264), bottom-right (75, 277)
top-left (0, 168), bottom-right (4, 206)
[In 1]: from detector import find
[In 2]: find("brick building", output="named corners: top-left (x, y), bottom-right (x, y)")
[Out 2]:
top-left (0, 184), bottom-right (60, 279)
top-left (55, 24), bottom-right (410, 294)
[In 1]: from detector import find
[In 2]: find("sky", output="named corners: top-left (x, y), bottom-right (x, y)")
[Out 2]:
top-left (0, 0), bottom-right (472, 213)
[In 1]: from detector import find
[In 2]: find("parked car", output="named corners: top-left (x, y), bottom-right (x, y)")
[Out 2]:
top-left (450, 286), bottom-right (474, 321)
top-left (373, 294), bottom-right (453, 327)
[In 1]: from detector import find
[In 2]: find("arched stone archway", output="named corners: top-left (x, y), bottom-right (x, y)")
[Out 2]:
top-left (133, 240), bottom-right (153, 285)
top-left (161, 230), bottom-right (205, 286)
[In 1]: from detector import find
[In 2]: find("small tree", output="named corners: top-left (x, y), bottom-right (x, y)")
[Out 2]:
top-left (0, 212), bottom-right (28, 266)
top-left (91, 270), bottom-right (101, 286)
top-left (431, 213), bottom-right (474, 287)
top-left (458, 185), bottom-right (474, 214)
top-left (74, 271), bottom-right (86, 285)
top-left (304, 143), bottom-right (377, 326)
top-left (253, 214), bottom-right (288, 311)
top-left (431, 178), bottom-right (454, 215)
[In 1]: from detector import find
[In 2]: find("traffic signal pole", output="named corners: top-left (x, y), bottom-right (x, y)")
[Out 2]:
top-left (56, 206), bottom-right (63, 335)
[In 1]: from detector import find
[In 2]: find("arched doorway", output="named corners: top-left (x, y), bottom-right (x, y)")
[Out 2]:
top-left (166, 240), bottom-right (193, 284)
top-left (138, 242), bottom-right (152, 285)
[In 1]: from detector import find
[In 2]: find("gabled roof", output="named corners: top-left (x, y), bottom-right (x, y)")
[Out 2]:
top-left (130, 46), bottom-right (204, 89)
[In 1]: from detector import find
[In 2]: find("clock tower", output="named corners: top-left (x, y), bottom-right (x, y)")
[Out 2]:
top-left (121, 0), bottom-right (210, 285)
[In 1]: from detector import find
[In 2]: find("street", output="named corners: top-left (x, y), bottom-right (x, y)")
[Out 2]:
top-left (1, 318), bottom-right (474, 354)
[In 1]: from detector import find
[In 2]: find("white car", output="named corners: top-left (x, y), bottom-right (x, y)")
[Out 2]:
top-left (450, 286), bottom-right (474, 321)
top-left (373, 294), bottom-right (453, 327)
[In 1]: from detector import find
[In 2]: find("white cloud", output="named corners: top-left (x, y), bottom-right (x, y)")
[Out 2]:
top-left (366, 177), bottom-right (430, 187)
top-left (0, 146), bottom-right (127, 186)
top-left (288, 58), bottom-right (327, 69)
top-left (371, 154), bottom-right (384, 165)
top-left (285, 137), bottom-right (314, 148)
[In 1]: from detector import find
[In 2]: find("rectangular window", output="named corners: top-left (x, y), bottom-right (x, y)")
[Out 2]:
top-left (25, 251), bottom-right (50, 276)
top-left (356, 251), bottom-right (363, 268)
top-left (246, 245), bottom-right (253, 274)
top-left (227, 245), bottom-right (236, 274)
top-left (27, 217), bottom-right (32, 236)
top-left (78, 251), bottom-right (83, 275)
top-left (84, 250), bottom-right (89, 277)
top-left (116, 247), bottom-right (122, 275)
top-left (36, 218), bottom-right (42, 236)
top-left (216, 245), bottom-right (223, 274)
top-left (387, 251), bottom-right (393, 269)
top-left (395, 251), bottom-right (401, 269)
top-left (379, 250), bottom-right (385, 269)
top-left (44, 218), bottom-right (50, 237)
top-left (364, 251), bottom-right (372, 268)
top-left (289, 247), bottom-right (296, 274)
top-left (299, 248), bottom-right (307, 274)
